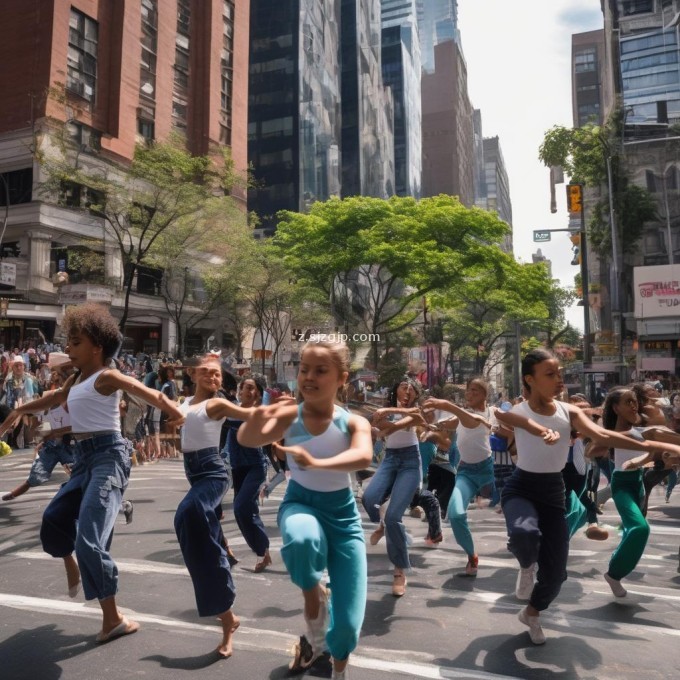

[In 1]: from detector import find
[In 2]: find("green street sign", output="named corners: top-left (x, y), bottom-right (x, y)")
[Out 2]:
top-left (533, 230), bottom-right (551, 242)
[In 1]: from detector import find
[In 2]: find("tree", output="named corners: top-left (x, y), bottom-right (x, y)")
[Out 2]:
top-left (273, 195), bottom-right (511, 368)
top-left (539, 114), bottom-right (656, 260)
top-left (38, 127), bottom-right (246, 332)
top-left (431, 257), bottom-right (557, 379)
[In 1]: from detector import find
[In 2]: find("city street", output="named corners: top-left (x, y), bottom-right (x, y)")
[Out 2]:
top-left (1, 449), bottom-right (679, 680)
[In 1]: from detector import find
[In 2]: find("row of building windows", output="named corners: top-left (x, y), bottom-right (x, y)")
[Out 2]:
top-left (139, 0), bottom-right (158, 143)
top-left (67, 8), bottom-right (98, 103)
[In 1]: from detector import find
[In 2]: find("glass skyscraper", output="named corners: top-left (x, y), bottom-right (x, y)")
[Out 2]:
top-left (416, 0), bottom-right (459, 73)
top-left (381, 0), bottom-right (422, 197)
top-left (248, 0), bottom-right (341, 233)
top-left (341, 0), bottom-right (395, 198)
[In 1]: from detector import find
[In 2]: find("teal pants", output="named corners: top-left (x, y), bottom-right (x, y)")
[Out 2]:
top-left (608, 469), bottom-right (650, 581)
top-left (448, 457), bottom-right (494, 556)
top-left (565, 490), bottom-right (588, 539)
top-left (278, 480), bottom-right (367, 661)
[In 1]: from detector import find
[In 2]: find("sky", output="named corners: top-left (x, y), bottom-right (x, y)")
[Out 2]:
top-left (457, 0), bottom-right (604, 330)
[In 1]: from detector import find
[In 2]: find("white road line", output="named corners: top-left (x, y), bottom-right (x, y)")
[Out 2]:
top-left (0, 592), bottom-right (522, 679)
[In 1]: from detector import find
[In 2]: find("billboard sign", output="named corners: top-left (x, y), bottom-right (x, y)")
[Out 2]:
top-left (634, 265), bottom-right (680, 319)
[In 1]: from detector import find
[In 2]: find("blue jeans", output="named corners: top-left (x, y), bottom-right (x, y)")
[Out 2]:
top-left (40, 434), bottom-right (131, 601)
top-left (362, 445), bottom-right (421, 570)
top-left (28, 439), bottom-right (76, 487)
top-left (232, 462), bottom-right (269, 556)
top-left (279, 480), bottom-right (366, 662)
top-left (175, 447), bottom-right (235, 617)
top-left (448, 457), bottom-right (494, 556)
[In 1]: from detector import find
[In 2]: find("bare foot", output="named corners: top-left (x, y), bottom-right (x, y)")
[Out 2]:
top-left (216, 610), bottom-right (240, 658)
top-left (64, 554), bottom-right (80, 597)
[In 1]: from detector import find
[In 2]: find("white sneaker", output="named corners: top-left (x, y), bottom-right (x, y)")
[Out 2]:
top-left (518, 608), bottom-right (546, 645)
top-left (515, 564), bottom-right (536, 601)
top-left (604, 572), bottom-right (627, 598)
top-left (331, 666), bottom-right (348, 680)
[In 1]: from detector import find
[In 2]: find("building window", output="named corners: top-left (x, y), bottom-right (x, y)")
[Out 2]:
top-left (67, 8), bottom-right (98, 102)
top-left (574, 49), bottom-right (596, 73)
top-left (137, 118), bottom-right (155, 143)
top-left (177, 0), bottom-right (191, 36)
top-left (66, 121), bottom-right (101, 152)
top-left (621, 1), bottom-right (654, 16)
top-left (220, 1), bottom-right (235, 146)
top-left (0, 168), bottom-right (33, 206)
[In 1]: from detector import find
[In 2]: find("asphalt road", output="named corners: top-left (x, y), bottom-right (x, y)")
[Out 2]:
top-left (1, 449), bottom-right (679, 680)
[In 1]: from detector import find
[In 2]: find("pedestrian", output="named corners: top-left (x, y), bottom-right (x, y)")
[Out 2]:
top-left (2, 353), bottom-right (76, 502)
top-left (494, 349), bottom-right (680, 645)
top-left (222, 375), bottom-right (272, 572)
top-left (0, 303), bottom-right (185, 643)
top-left (237, 341), bottom-right (372, 679)
top-left (362, 377), bottom-right (425, 597)
top-left (174, 353), bottom-right (262, 658)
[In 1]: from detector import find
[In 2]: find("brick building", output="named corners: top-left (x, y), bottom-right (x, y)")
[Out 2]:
top-left (0, 0), bottom-right (249, 354)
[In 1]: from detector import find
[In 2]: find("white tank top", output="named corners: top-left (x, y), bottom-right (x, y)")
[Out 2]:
top-left (180, 397), bottom-right (225, 452)
top-left (384, 414), bottom-right (419, 449)
top-left (614, 427), bottom-right (646, 470)
top-left (512, 400), bottom-right (572, 473)
top-left (284, 404), bottom-right (354, 492)
top-left (457, 407), bottom-right (493, 463)
top-left (67, 369), bottom-right (121, 433)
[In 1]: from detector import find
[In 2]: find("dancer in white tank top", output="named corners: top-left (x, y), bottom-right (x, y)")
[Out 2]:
top-left (0, 303), bottom-right (184, 644)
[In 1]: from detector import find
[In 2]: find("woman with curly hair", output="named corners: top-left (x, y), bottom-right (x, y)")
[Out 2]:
top-left (0, 303), bottom-right (185, 644)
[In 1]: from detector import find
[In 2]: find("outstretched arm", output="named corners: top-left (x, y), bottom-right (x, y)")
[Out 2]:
top-left (422, 397), bottom-right (489, 430)
top-left (237, 402), bottom-right (299, 447)
top-left (98, 370), bottom-right (185, 426)
top-left (0, 385), bottom-right (70, 436)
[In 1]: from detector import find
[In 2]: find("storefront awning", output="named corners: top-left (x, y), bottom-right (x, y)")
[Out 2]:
top-left (640, 357), bottom-right (676, 372)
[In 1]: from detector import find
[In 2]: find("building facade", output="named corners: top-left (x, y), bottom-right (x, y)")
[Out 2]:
top-left (341, 0), bottom-right (395, 199)
top-left (421, 40), bottom-right (474, 206)
top-left (572, 30), bottom-right (607, 126)
top-left (381, 0), bottom-right (422, 198)
top-left (248, 0), bottom-right (342, 233)
top-left (415, 0), bottom-right (460, 73)
top-left (0, 0), bottom-right (250, 353)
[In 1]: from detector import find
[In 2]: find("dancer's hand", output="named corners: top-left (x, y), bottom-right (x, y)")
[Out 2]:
top-left (0, 410), bottom-right (23, 436)
top-left (273, 443), bottom-right (315, 469)
top-left (541, 429), bottom-right (560, 444)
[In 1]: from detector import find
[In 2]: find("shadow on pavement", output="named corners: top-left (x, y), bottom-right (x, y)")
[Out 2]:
top-left (443, 632), bottom-right (602, 679)
top-left (140, 649), bottom-right (226, 670)
top-left (0, 623), bottom-right (93, 680)
top-left (268, 651), bottom-right (332, 679)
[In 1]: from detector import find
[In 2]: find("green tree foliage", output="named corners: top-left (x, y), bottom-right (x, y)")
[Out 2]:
top-left (538, 115), bottom-right (656, 259)
top-left (431, 259), bottom-right (558, 376)
top-left (38, 128), bottom-right (246, 331)
top-left (273, 195), bottom-right (511, 367)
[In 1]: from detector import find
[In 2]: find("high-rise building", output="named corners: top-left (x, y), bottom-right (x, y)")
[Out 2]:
top-left (381, 0), bottom-right (422, 197)
top-left (0, 0), bottom-right (250, 351)
top-left (572, 30), bottom-right (606, 126)
top-left (480, 137), bottom-right (512, 241)
top-left (421, 40), bottom-right (473, 206)
top-left (341, 0), bottom-right (395, 198)
top-left (248, 0), bottom-right (341, 233)
top-left (415, 0), bottom-right (460, 73)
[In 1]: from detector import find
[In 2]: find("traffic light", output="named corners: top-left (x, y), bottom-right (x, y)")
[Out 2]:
top-left (569, 233), bottom-right (582, 266)
top-left (567, 184), bottom-right (583, 213)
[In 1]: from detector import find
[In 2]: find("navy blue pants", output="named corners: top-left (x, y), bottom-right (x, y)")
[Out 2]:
top-left (232, 462), bottom-right (269, 556)
top-left (174, 447), bottom-right (235, 617)
top-left (502, 470), bottom-right (568, 612)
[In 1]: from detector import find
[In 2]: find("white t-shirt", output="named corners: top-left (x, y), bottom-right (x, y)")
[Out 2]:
top-left (457, 407), bottom-right (492, 464)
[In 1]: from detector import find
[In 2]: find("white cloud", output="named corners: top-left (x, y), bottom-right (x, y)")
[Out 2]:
top-left (457, 0), bottom-right (603, 329)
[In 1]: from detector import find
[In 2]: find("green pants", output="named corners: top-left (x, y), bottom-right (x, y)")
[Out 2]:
top-left (608, 469), bottom-right (650, 581)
